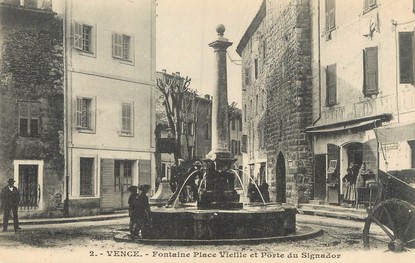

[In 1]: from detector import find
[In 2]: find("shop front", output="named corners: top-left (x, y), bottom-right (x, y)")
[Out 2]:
top-left (306, 114), bottom-right (391, 207)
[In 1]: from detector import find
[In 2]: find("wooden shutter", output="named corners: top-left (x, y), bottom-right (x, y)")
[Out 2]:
top-left (363, 47), bottom-right (378, 96)
top-left (325, 0), bottom-right (335, 30)
top-left (399, 32), bottom-right (414, 84)
top-left (76, 97), bottom-right (82, 127)
top-left (326, 64), bottom-right (337, 106)
top-left (242, 135), bottom-right (247, 153)
top-left (112, 33), bottom-right (122, 58)
top-left (73, 22), bottom-right (83, 50)
top-left (138, 160), bottom-right (151, 186)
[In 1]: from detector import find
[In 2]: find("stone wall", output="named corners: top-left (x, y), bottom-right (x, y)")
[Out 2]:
top-left (0, 5), bottom-right (64, 217)
top-left (264, 0), bottom-right (313, 204)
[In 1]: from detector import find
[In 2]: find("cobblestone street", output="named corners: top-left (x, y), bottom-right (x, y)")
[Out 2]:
top-left (0, 215), bottom-right (412, 263)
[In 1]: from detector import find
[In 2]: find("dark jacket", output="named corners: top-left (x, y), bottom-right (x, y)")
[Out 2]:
top-left (128, 192), bottom-right (139, 218)
top-left (1, 186), bottom-right (20, 208)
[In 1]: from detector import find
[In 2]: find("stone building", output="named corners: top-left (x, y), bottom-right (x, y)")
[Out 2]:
top-left (237, 0), bottom-right (313, 204)
top-left (0, 0), bottom-right (64, 217)
top-left (307, 0), bottom-right (415, 206)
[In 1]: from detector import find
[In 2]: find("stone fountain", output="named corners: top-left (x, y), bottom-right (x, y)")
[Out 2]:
top-left (115, 25), bottom-right (311, 243)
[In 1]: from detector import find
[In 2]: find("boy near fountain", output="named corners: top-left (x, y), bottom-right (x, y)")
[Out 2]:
top-left (136, 185), bottom-right (151, 238)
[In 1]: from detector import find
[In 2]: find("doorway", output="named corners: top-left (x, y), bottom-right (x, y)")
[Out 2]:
top-left (276, 152), bottom-right (286, 203)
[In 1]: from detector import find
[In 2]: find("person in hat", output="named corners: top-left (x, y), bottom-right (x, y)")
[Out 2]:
top-left (1, 178), bottom-right (21, 233)
top-left (136, 185), bottom-right (151, 238)
top-left (127, 185), bottom-right (139, 238)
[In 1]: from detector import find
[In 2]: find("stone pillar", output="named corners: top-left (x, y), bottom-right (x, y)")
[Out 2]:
top-left (197, 25), bottom-right (241, 210)
top-left (206, 24), bottom-right (233, 165)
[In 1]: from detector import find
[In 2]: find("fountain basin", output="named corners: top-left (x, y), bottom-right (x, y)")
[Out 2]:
top-left (147, 204), bottom-right (297, 240)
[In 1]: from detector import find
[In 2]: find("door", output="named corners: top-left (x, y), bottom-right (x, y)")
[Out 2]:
top-left (18, 165), bottom-right (38, 210)
top-left (100, 159), bottom-right (116, 212)
top-left (327, 144), bottom-right (340, 204)
top-left (314, 154), bottom-right (326, 200)
top-left (276, 152), bottom-right (286, 203)
top-left (116, 160), bottom-right (133, 208)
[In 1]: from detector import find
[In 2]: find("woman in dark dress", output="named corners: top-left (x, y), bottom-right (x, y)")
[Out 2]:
top-left (136, 185), bottom-right (151, 238)
top-left (342, 163), bottom-right (356, 203)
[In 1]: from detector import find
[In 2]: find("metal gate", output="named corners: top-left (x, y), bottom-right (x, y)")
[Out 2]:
top-left (18, 164), bottom-right (39, 210)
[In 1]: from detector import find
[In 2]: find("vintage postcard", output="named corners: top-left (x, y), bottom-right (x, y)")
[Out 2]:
top-left (0, 0), bottom-right (414, 262)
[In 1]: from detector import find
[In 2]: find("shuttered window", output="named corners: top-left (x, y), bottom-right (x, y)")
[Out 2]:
top-left (363, 46), bottom-right (378, 96)
top-left (73, 22), bottom-right (93, 53)
top-left (364, 0), bottom-right (377, 12)
top-left (76, 97), bottom-right (93, 130)
top-left (399, 32), bottom-right (414, 84)
top-left (18, 101), bottom-right (40, 137)
top-left (241, 135), bottom-right (247, 153)
top-left (244, 67), bottom-right (250, 86)
top-left (112, 33), bottom-right (132, 61)
top-left (121, 102), bottom-right (133, 134)
top-left (326, 64), bottom-right (337, 106)
top-left (325, 0), bottom-right (336, 31)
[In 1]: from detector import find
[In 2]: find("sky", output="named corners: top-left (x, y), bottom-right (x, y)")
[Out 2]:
top-left (156, 0), bottom-right (262, 107)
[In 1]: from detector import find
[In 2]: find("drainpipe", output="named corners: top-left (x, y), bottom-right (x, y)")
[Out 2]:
top-left (311, 0), bottom-right (322, 201)
top-left (313, 0), bottom-right (322, 126)
top-left (393, 20), bottom-right (400, 123)
top-left (63, 0), bottom-right (70, 217)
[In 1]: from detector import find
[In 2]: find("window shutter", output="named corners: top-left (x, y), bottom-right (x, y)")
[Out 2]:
top-left (399, 32), bottom-right (414, 84)
top-left (364, 47), bottom-right (378, 96)
top-left (326, 64), bottom-right (337, 106)
top-left (112, 33), bottom-right (122, 58)
top-left (325, 0), bottom-right (329, 30)
top-left (76, 97), bottom-right (82, 127)
top-left (242, 135), bottom-right (247, 153)
top-left (73, 22), bottom-right (83, 50)
top-left (19, 101), bottom-right (29, 118)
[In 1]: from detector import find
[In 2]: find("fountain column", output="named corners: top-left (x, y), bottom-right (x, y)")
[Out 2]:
top-left (206, 24), bottom-right (234, 169)
top-left (197, 25), bottom-right (242, 209)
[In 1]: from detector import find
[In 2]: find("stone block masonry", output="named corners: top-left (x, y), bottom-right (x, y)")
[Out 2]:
top-left (0, 4), bottom-right (64, 217)
top-left (265, 0), bottom-right (313, 204)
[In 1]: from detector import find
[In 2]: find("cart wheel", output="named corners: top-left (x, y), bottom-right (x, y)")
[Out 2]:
top-left (363, 198), bottom-right (415, 252)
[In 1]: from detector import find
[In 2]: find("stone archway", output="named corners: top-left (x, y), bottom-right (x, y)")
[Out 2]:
top-left (276, 152), bottom-right (286, 203)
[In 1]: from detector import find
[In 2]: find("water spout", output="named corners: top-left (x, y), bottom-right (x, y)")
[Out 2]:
top-left (230, 169), bottom-right (248, 202)
top-left (236, 168), bottom-right (266, 205)
top-left (172, 170), bottom-right (200, 208)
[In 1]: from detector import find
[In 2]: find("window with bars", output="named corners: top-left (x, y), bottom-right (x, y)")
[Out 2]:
top-left (325, 0), bottom-right (336, 32)
top-left (363, 46), bottom-right (378, 96)
top-left (113, 33), bottom-right (132, 61)
top-left (326, 64), bottom-right (337, 106)
top-left (18, 101), bottom-right (40, 137)
top-left (74, 22), bottom-right (93, 53)
top-left (399, 32), bottom-right (414, 84)
top-left (121, 102), bottom-right (133, 135)
top-left (76, 97), bottom-right (93, 130)
top-left (80, 157), bottom-right (94, 196)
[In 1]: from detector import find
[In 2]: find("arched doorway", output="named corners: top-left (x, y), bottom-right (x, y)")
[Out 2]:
top-left (276, 152), bottom-right (286, 203)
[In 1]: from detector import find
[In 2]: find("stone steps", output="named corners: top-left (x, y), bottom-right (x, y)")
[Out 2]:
top-left (298, 204), bottom-right (368, 221)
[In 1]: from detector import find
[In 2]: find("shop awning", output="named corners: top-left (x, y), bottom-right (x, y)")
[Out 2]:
top-left (374, 122), bottom-right (415, 143)
top-left (306, 120), bottom-right (375, 134)
top-left (305, 113), bottom-right (391, 134)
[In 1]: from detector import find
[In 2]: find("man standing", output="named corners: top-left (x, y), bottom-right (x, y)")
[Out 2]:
top-left (1, 178), bottom-right (20, 233)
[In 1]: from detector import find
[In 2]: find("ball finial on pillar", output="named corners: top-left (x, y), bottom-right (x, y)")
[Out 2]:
top-left (216, 24), bottom-right (225, 36)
